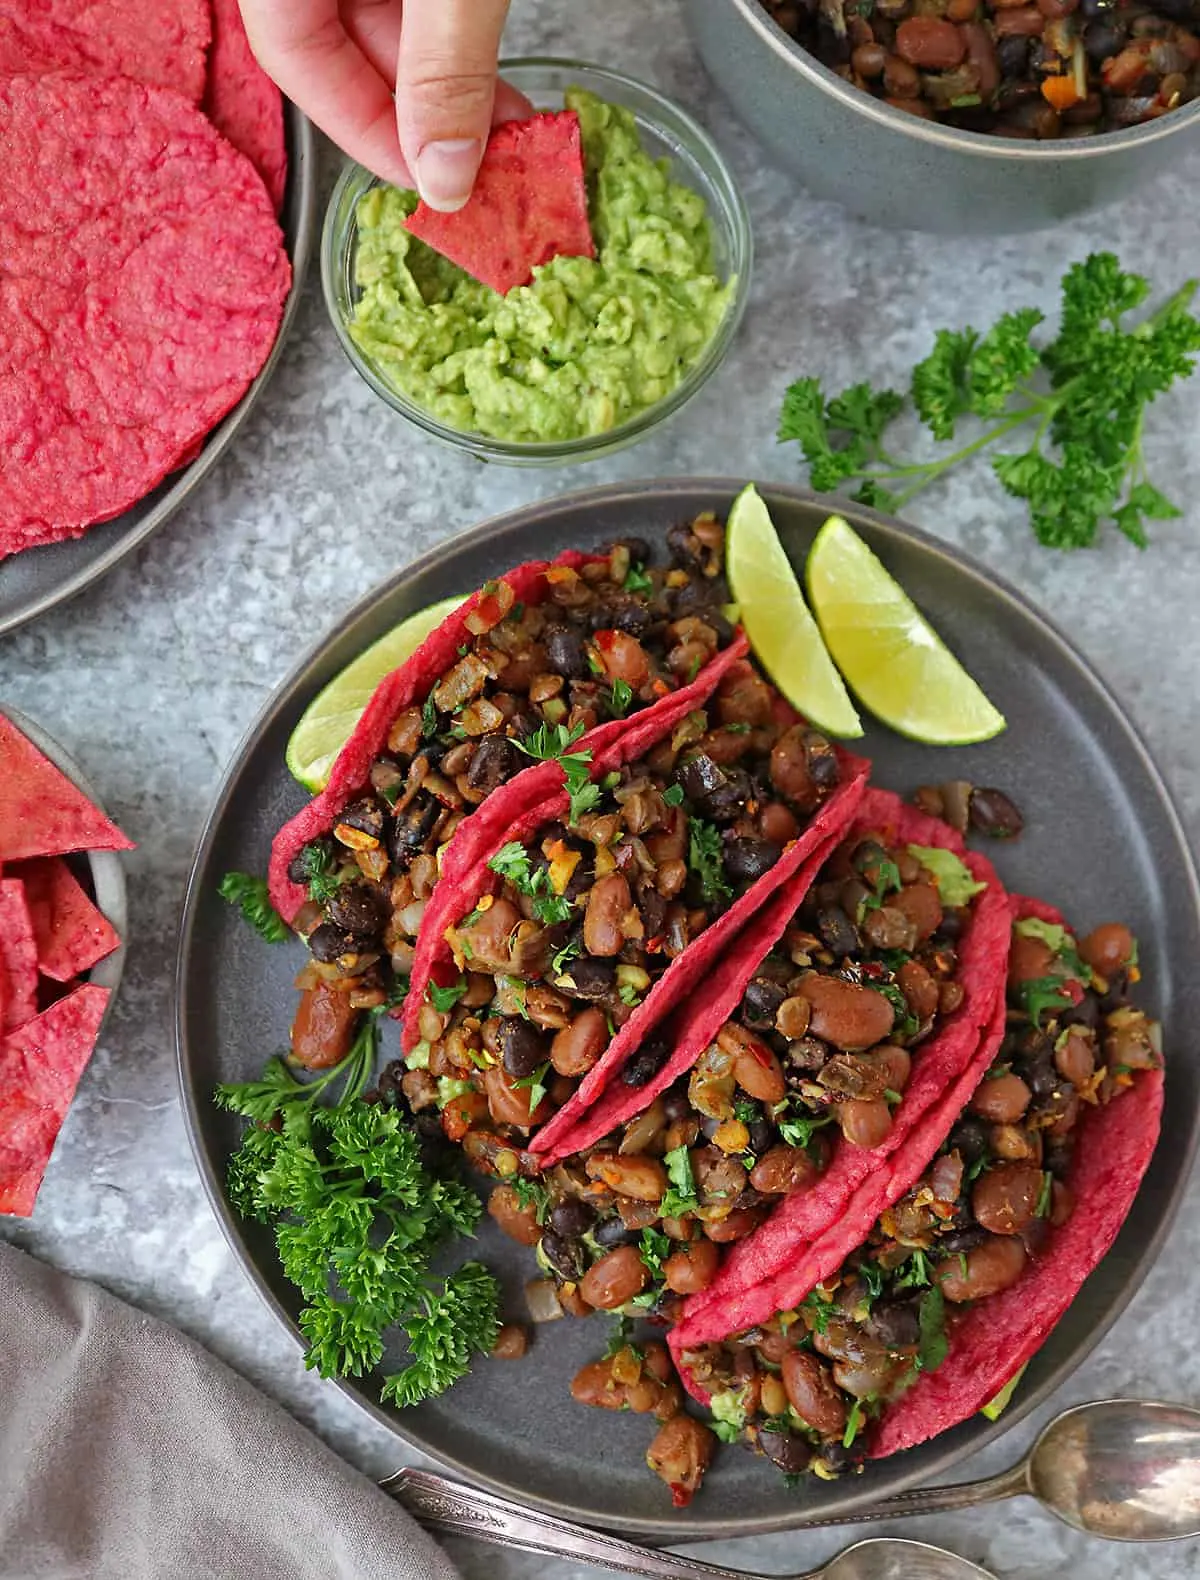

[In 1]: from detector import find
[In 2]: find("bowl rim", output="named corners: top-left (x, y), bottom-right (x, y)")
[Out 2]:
top-left (320, 55), bottom-right (753, 463)
top-left (720, 0), bottom-right (1200, 158)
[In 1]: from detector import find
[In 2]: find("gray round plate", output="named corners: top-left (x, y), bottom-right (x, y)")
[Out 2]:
top-left (0, 106), bottom-right (317, 639)
top-left (3, 706), bottom-right (129, 1016)
top-left (176, 479), bottom-right (1200, 1538)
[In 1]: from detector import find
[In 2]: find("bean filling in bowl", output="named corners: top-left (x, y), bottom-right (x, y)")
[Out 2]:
top-left (761, 0), bottom-right (1200, 136)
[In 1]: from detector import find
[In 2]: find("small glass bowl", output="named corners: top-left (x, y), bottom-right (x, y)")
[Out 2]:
top-left (321, 58), bottom-right (752, 467)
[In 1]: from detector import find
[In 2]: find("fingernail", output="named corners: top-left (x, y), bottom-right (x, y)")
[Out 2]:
top-left (414, 138), bottom-right (481, 212)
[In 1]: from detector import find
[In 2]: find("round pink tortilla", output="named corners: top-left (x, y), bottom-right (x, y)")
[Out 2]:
top-left (0, 0), bottom-right (211, 104)
top-left (0, 73), bottom-right (290, 555)
top-left (205, 0), bottom-right (288, 212)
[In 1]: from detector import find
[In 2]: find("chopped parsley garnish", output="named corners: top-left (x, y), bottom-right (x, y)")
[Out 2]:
top-left (866, 980), bottom-right (920, 1039)
top-left (509, 1177), bottom-right (551, 1223)
top-left (219, 871), bottom-right (290, 943)
top-left (639, 1226), bottom-right (672, 1278)
top-left (776, 1105), bottom-right (835, 1151)
top-left (660, 1145), bottom-right (699, 1219)
top-left (421, 695), bottom-right (439, 738)
top-left (551, 934), bottom-right (583, 975)
top-left (734, 1098), bottom-right (759, 1126)
top-left (1016, 975), bottom-right (1075, 1028)
top-left (688, 818), bottom-right (732, 906)
top-left (894, 1248), bottom-right (934, 1291)
top-left (486, 841), bottom-right (577, 926)
top-left (1036, 1170), bottom-right (1054, 1218)
top-left (291, 842), bottom-right (345, 906)
top-left (858, 1260), bottom-right (885, 1302)
top-left (966, 1149), bottom-right (992, 1182)
top-left (916, 1286), bottom-right (949, 1374)
top-left (517, 721), bottom-right (599, 825)
top-left (498, 975), bottom-right (528, 1018)
top-left (534, 892), bottom-right (574, 927)
top-left (624, 562), bottom-right (654, 595)
top-left (777, 253), bottom-right (1200, 550)
top-left (801, 1289), bottom-right (837, 1335)
top-left (429, 978), bottom-right (468, 1014)
top-left (512, 1062), bottom-right (551, 1112)
top-left (619, 982), bottom-right (641, 1006)
top-left (489, 840), bottom-right (535, 887)
top-left (663, 783), bottom-right (685, 807)
top-left (603, 1314), bottom-right (641, 1359)
top-left (609, 678), bottom-right (634, 717)
top-left (843, 1399), bottom-right (865, 1449)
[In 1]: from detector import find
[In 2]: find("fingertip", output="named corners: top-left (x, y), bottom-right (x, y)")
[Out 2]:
top-left (412, 137), bottom-right (482, 211)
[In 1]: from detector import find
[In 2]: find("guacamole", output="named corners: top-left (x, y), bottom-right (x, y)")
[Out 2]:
top-left (348, 88), bottom-right (736, 444)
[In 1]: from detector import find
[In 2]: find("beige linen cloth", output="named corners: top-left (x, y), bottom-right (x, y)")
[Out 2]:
top-left (0, 1242), bottom-right (461, 1580)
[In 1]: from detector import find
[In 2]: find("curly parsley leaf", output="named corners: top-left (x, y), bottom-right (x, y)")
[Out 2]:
top-left (218, 871), bottom-right (290, 943)
top-left (609, 678), bottom-right (634, 718)
top-left (430, 977), bottom-right (468, 1014)
top-left (688, 818), bottom-right (732, 907)
top-left (660, 1144), bottom-right (699, 1220)
top-left (912, 327), bottom-right (979, 442)
top-left (291, 841), bottom-right (345, 905)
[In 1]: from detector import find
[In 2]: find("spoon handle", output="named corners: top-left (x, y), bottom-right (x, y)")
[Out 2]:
top-left (382, 1466), bottom-right (819, 1580)
top-left (773, 1463), bottom-right (1029, 1530)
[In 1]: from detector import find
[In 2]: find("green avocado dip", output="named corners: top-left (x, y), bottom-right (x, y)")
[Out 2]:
top-left (348, 88), bottom-right (736, 444)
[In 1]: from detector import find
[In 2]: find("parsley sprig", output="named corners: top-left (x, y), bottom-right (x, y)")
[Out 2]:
top-left (688, 818), bottom-right (732, 907)
top-left (487, 841), bottom-right (576, 925)
top-left (218, 1015), bottom-right (499, 1405)
top-left (517, 721), bottom-right (600, 825)
top-left (219, 871), bottom-right (290, 943)
top-left (778, 254), bottom-right (1200, 549)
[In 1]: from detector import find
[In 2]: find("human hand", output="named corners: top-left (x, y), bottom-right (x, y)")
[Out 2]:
top-left (239, 0), bottom-right (530, 210)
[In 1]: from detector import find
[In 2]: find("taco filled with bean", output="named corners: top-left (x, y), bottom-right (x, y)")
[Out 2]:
top-left (640, 900), bottom-right (1161, 1505)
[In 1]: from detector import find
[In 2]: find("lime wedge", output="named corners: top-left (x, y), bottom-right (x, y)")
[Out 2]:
top-left (806, 516), bottom-right (1006, 746)
top-left (981, 1363), bottom-right (1028, 1421)
top-left (285, 595), bottom-right (464, 792)
top-left (726, 484), bottom-right (863, 739)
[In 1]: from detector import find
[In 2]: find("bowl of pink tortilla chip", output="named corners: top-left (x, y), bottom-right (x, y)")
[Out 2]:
top-left (0, 708), bottom-right (134, 1217)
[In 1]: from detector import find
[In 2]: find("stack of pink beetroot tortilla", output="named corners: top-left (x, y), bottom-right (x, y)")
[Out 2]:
top-left (0, 0), bottom-right (291, 560)
top-left (0, 714), bottom-right (135, 1216)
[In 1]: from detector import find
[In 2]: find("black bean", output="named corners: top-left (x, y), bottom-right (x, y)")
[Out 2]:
top-left (337, 796), bottom-right (385, 841)
top-left (593, 1216), bottom-right (637, 1249)
top-left (662, 1088), bottom-right (692, 1123)
top-left (996, 33), bottom-right (1032, 75)
top-left (1060, 994), bottom-right (1100, 1032)
top-left (622, 1039), bottom-right (670, 1087)
top-left (671, 577), bottom-right (729, 619)
top-left (307, 922), bottom-right (360, 963)
top-left (466, 735), bottom-right (520, 794)
top-left (287, 842), bottom-right (325, 887)
top-left (784, 1038), bottom-right (830, 1077)
top-left (544, 625), bottom-right (589, 679)
top-left (1080, 0), bottom-right (1116, 17)
top-left (816, 906), bottom-right (863, 958)
top-left (743, 977), bottom-right (788, 1030)
top-left (540, 1230), bottom-right (585, 1282)
top-left (947, 1116), bottom-right (989, 1165)
top-left (806, 734), bottom-right (840, 789)
top-left (935, 909), bottom-right (965, 943)
top-left (389, 795), bottom-right (440, 864)
top-left (590, 598), bottom-right (651, 636)
top-left (666, 521), bottom-right (704, 567)
top-left (677, 753), bottom-right (725, 803)
top-left (1153, 0), bottom-right (1198, 18)
top-left (545, 1199), bottom-right (592, 1242)
top-left (602, 536), bottom-right (653, 564)
top-left (748, 1118), bottom-right (775, 1155)
top-left (864, 1298), bottom-right (921, 1348)
top-left (705, 769), bottom-right (754, 822)
top-left (564, 856), bottom-right (595, 903)
top-left (327, 881), bottom-right (388, 937)
top-left (968, 787), bottom-right (1024, 840)
top-left (725, 838), bottom-right (783, 885)
top-left (1100, 971), bottom-right (1131, 1013)
top-left (1025, 1058), bottom-right (1060, 1099)
top-left (499, 1018), bottom-right (550, 1081)
top-left (818, 1440), bottom-right (859, 1474)
top-left (760, 1429), bottom-right (810, 1474)
top-left (415, 1111), bottom-right (445, 1140)
top-left (938, 1225), bottom-right (988, 1255)
top-left (558, 957), bottom-right (616, 999)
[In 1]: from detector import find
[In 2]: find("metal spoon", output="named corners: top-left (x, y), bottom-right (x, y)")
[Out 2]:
top-left (385, 1466), bottom-right (996, 1580)
top-left (780, 1399), bottom-right (1200, 1543)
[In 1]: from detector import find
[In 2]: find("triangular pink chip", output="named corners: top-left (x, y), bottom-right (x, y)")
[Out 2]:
top-left (406, 111), bottom-right (594, 295)
top-left (0, 714), bottom-right (135, 861)
top-left (0, 879), bottom-right (38, 1033)
top-left (15, 858), bottom-right (120, 982)
top-left (0, 982), bottom-right (109, 1216)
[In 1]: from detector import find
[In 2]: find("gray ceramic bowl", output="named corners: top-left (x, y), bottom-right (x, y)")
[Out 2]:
top-left (687, 0), bottom-right (1200, 233)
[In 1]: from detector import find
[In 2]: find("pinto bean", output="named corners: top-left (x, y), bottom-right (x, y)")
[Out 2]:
top-left (769, 726), bottom-right (821, 805)
top-left (550, 1007), bottom-right (609, 1077)
top-left (291, 982), bottom-right (358, 1069)
top-left (646, 1416), bottom-right (715, 1509)
top-left (491, 1324), bottom-right (528, 1360)
top-left (797, 974), bottom-right (896, 1051)
top-left (586, 1150), bottom-right (668, 1202)
top-left (896, 15), bottom-right (967, 65)
top-left (580, 1245), bottom-right (648, 1309)
top-left (664, 1237), bottom-right (721, 1294)
top-left (936, 1233), bottom-right (1027, 1302)
top-left (1055, 1028), bottom-right (1096, 1086)
top-left (893, 881), bottom-right (943, 942)
top-left (458, 897), bottom-right (523, 973)
top-left (991, 1122), bottom-right (1040, 1162)
top-left (884, 54), bottom-right (922, 94)
top-left (483, 1063), bottom-right (553, 1130)
top-left (969, 1070), bottom-right (1032, 1124)
top-left (702, 1206), bottom-right (764, 1242)
top-left (1079, 922), bottom-right (1135, 978)
top-left (749, 1144), bottom-right (820, 1195)
top-left (487, 1184), bottom-right (543, 1246)
top-left (594, 630), bottom-right (651, 688)
top-left (584, 873), bottom-right (632, 958)
top-left (972, 1161), bottom-right (1044, 1235)
top-left (1008, 931), bottom-right (1055, 986)
top-left (898, 959), bottom-right (940, 1021)
top-left (994, 4), bottom-right (1047, 31)
top-left (837, 1097), bottom-right (893, 1149)
top-left (719, 1024), bottom-right (788, 1105)
top-left (782, 1351), bottom-right (847, 1436)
